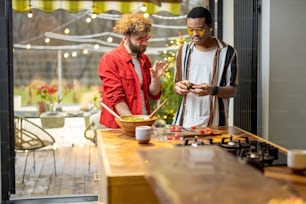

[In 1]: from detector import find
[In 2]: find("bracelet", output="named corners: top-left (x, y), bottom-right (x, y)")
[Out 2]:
top-left (212, 86), bottom-right (219, 95)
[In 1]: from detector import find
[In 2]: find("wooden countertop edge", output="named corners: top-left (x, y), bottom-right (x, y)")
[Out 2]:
top-left (264, 167), bottom-right (306, 184)
top-left (97, 131), bottom-right (112, 175)
top-left (236, 127), bottom-right (288, 153)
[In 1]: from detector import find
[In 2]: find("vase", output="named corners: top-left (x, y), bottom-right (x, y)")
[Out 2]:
top-left (37, 101), bottom-right (48, 115)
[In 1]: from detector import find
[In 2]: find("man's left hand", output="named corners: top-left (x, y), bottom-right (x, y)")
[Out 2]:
top-left (150, 61), bottom-right (168, 80)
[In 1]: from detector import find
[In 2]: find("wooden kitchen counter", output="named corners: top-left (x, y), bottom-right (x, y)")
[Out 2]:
top-left (96, 129), bottom-right (173, 204)
top-left (97, 126), bottom-right (306, 204)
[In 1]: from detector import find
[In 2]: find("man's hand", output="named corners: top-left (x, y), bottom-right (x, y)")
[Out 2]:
top-left (191, 83), bottom-right (214, 96)
top-left (150, 61), bottom-right (168, 80)
top-left (174, 80), bottom-right (193, 96)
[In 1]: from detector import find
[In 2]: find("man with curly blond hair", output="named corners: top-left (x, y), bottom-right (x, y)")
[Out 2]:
top-left (98, 12), bottom-right (168, 128)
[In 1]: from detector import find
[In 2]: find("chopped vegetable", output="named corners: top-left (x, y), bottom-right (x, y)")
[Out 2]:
top-left (122, 116), bottom-right (147, 122)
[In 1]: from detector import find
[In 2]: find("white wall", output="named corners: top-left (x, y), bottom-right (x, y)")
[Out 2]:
top-left (261, 0), bottom-right (306, 149)
top-left (223, 0), bottom-right (234, 126)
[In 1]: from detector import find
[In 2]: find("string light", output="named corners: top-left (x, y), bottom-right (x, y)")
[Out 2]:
top-left (27, 10), bottom-right (33, 18)
top-left (64, 52), bottom-right (69, 58)
top-left (44, 37), bottom-right (50, 44)
top-left (72, 51), bottom-right (77, 57)
top-left (27, 0), bottom-right (33, 18)
top-left (15, 8), bottom-right (189, 55)
top-left (64, 28), bottom-right (70, 34)
top-left (83, 49), bottom-right (89, 55)
top-left (86, 17), bottom-right (92, 23)
top-left (94, 44), bottom-right (99, 49)
top-left (107, 36), bottom-right (113, 43)
top-left (141, 4), bottom-right (147, 12)
top-left (91, 13), bottom-right (97, 19)
top-left (143, 13), bottom-right (150, 18)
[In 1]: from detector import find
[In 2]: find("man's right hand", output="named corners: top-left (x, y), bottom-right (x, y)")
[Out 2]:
top-left (174, 80), bottom-right (192, 96)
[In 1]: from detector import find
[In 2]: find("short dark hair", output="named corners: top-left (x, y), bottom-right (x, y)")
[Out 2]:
top-left (187, 7), bottom-right (212, 25)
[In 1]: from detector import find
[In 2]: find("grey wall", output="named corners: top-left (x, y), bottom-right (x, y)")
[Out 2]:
top-left (262, 0), bottom-right (306, 149)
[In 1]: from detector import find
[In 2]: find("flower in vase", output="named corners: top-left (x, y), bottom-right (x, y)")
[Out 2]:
top-left (36, 84), bottom-right (58, 103)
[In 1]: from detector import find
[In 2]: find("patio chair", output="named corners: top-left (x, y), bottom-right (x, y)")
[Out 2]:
top-left (14, 115), bottom-right (57, 184)
top-left (84, 111), bottom-right (104, 171)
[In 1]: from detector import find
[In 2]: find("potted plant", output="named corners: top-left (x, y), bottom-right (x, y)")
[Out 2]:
top-left (36, 84), bottom-right (57, 114)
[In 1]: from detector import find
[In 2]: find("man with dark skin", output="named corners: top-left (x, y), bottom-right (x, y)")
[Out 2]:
top-left (173, 7), bottom-right (238, 128)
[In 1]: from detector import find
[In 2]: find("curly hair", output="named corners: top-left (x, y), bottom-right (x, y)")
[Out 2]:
top-left (113, 12), bottom-right (152, 35)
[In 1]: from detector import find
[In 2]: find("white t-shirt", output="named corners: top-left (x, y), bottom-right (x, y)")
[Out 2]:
top-left (132, 56), bottom-right (147, 115)
top-left (183, 48), bottom-right (217, 127)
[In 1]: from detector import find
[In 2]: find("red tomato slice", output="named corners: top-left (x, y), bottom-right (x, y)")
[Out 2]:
top-left (204, 127), bottom-right (213, 135)
top-left (206, 129), bottom-right (213, 135)
top-left (170, 126), bottom-right (176, 132)
top-left (191, 125), bottom-right (197, 130)
top-left (167, 135), bottom-right (173, 140)
top-left (174, 133), bottom-right (180, 139)
top-left (175, 126), bottom-right (182, 132)
top-left (199, 129), bottom-right (205, 134)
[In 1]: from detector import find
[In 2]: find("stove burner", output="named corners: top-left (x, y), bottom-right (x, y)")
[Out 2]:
top-left (174, 136), bottom-right (213, 147)
top-left (174, 135), bottom-right (287, 173)
top-left (238, 141), bottom-right (286, 171)
top-left (219, 136), bottom-right (250, 150)
top-left (242, 146), bottom-right (261, 160)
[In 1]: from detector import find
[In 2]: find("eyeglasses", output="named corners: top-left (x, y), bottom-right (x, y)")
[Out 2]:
top-left (134, 35), bottom-right (151, 43)
top-left (186, 28), bottom-right (206, 36)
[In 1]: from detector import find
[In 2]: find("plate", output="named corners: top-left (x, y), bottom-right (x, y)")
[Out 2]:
top-left (46, 112), bottom-right (58, 116)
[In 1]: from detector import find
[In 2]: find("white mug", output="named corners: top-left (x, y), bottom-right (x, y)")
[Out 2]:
top-left (287, 149), bottom-right (306, 173)
top-left (135, 126), bottom-right (152, 144)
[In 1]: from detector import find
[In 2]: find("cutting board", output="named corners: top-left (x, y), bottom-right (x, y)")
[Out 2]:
top-left (164, 128), bottom-right (223, 139)
top-left (264, 166), bottom-right (306, 184)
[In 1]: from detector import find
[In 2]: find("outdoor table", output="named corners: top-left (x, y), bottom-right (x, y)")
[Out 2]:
top-left (40, 112), bottom-right (65, 129)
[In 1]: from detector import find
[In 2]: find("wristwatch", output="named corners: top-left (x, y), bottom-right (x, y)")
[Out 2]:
top-left (212, 86), bottom-right (219, 95)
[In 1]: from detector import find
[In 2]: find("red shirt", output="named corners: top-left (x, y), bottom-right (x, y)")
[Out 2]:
top-left (98, 41), bottom-right (161, 128)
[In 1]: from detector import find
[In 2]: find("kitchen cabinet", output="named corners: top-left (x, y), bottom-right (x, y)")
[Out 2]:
top-left (96, 127), bottom-right (306, 204)
top-left (96, 129), bottom-right (168, 204)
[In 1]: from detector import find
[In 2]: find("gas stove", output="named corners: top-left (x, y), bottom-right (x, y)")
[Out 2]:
top-left (174, 135), bottom-right (287, 172)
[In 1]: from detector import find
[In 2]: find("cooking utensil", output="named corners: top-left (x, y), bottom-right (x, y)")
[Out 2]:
top-left (148, 99), bottom-right (168, 118)
top-left (101, 102), bottom-right (122, 120)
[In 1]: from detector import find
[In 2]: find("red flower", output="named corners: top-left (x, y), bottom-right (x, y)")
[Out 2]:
top-left (36, 84), bottom-right (58, 103)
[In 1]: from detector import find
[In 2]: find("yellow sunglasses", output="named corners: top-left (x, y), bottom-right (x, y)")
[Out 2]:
top-left (186, 28), bottom-right (206, 36)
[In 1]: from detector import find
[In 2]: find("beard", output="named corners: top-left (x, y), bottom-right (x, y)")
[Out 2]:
top-left (128, 38), bottom-right (147, 54)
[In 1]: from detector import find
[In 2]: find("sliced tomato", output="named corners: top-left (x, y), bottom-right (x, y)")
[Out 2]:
top-left (175, 126), bottom-right (182, 132)
top-left (205, 129), bottom-right (213, 135)
top-left (170, 125), bottom-right (176, 132)
top-left (191, 125), bottom-right (197, 130)
top-left (167, 135), bottom-right (173, 140)
top-left (199, 129), bottom-right (205, 134)
top-left (174, 133), bottom-right (180, 139)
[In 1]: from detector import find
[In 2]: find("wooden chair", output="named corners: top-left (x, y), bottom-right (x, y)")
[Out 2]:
top-left (14, 115), bottom-right (57, 184)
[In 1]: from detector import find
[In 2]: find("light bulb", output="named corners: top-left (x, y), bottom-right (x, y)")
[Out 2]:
top-left (64, 28), bottom-right (70, 34)
top-left (72, 52), bottom-right (77, 57)
top-left (141, 4), bottom-right (147, 12)
top-left (107, 37), bottom-right (113, 43)
top-left (86, 17), bottom-right (92, 23)
top-left (94, 44), bottom-right (100, 49)
top-left (64, 53), bottom-right (69, 58)
top-left (91, 13), bottom-right (97, 19)
top-left (27, 10), bottom-right (33, 18)
top-left (83, 49), bottom-right (89, 55)
top-left (45, 37), bottom-right (50, 44)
